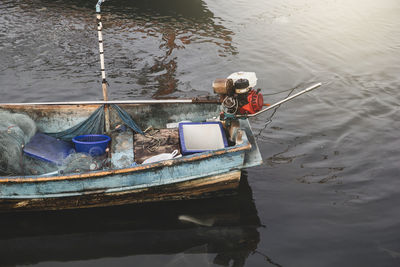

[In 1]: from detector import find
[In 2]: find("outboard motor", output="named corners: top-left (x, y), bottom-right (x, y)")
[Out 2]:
top-left (213, 72), bottom-right (264, 119)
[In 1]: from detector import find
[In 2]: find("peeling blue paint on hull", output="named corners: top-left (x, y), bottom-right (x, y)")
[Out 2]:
top-left (0, 143), bottom-right (250, 212)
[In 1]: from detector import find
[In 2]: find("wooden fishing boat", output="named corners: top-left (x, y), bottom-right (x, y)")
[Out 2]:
top-left (0, 100), bottom-right (262, 212)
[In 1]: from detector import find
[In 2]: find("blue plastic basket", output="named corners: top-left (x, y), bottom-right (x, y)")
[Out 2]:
top-left (72, 134), bottom-right (111, 156)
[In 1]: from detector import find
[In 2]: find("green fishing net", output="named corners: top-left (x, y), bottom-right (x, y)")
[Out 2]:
top-left (0, 104), bottom-right (141, 176)
top-left (0, 110), bottom-right (106, 176)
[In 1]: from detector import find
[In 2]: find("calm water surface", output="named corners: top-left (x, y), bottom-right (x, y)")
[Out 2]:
top-left (1, 0), bottom-right (400, 266)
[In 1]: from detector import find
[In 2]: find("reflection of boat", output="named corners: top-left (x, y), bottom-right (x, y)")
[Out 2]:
top-left (0, 174), bottom-right (261, 266)
top-left (0, 101), bottom-right (262, 212)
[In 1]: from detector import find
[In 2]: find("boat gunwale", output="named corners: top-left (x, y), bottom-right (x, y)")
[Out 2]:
top-left (0, 141), bottom-right (251, 183)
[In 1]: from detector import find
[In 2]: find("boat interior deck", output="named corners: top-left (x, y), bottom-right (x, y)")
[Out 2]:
top-left (0, 103), bottom-right (261, 179)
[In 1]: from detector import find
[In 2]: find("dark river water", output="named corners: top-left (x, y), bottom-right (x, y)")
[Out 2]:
top-left (1, 0), bottom-right (400, 266)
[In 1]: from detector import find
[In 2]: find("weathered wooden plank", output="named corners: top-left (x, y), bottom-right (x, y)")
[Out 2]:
top-left (134, 128), bottom-right (180, 164)
top-left (110, 130), bottom-right (134, 169)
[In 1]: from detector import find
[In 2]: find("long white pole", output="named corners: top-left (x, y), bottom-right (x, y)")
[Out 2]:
top-left (96, 0), bottom-right (110, 132)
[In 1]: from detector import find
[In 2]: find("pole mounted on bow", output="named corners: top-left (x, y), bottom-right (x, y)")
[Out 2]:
top-left (96, 0), bottom-right (110, 132)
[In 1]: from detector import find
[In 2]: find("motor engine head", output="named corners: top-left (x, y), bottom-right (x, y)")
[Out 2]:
top-left (212, 72), bottom-right (264, 118)
top-left (234, 79), bottom-right (250, 94)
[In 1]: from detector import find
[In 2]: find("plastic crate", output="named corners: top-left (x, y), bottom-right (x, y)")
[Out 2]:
top-left (23, 133), bottom-right (74, 165)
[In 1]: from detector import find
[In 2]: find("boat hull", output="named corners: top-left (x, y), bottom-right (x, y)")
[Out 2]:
top-left (0, 175), bottom-right (261, 266)
top-left (0, 171), bottom-right (241, 212)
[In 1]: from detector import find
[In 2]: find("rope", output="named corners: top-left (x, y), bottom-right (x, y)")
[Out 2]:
top-left (256, 85), bottom-right (298, 139)
top-left (262, 87), bottom-right (299, 96)
top-left (143, 126), bottom-right (161, 152)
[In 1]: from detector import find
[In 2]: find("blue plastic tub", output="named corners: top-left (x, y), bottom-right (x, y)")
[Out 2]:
top-left (72, 134), bottom-right (111, 156)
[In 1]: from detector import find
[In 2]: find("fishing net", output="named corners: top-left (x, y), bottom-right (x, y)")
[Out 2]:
top-left (22, 152), bottom-right (108, 176)
top-left (1, 104), bottom-right (141, 176)
top-left (22, 155), bottom-right (58, 176)
top-left (111, 104), bottom-right (143, 134)
top-left (45, 105), bottom-right (105, 141)
top-left (0, 110), bottom-right (37, 175)
top-left (60, 152), bottom-right (107, 174)
top-left (45, 104), bottom-right (143, 142)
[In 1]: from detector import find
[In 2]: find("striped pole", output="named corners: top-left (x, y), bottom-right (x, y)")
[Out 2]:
top-left (96, 0), bottom-right (110, 132)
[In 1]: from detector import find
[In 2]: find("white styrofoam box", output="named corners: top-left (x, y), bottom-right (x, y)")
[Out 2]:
top-left (178, 122), bottom-right (228, 155)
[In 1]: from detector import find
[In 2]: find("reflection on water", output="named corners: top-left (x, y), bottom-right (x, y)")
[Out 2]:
top-left (0, 0), bottom-right (235, 101)
top-left (102, 0), bottom-right (236, 98)
top-left (0, 174), bottom-right (262, 266)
